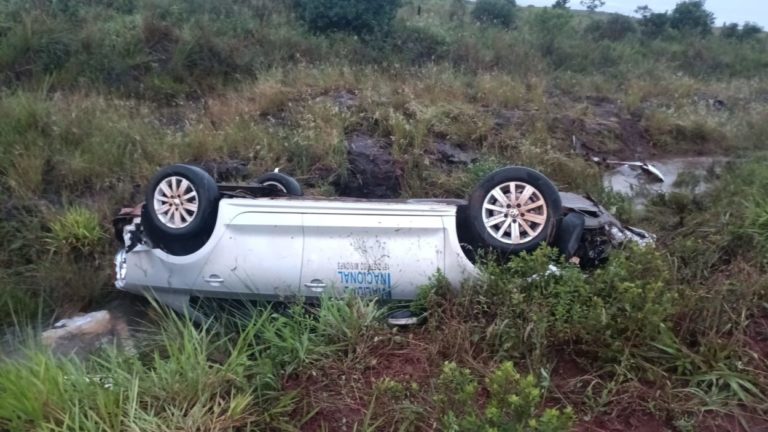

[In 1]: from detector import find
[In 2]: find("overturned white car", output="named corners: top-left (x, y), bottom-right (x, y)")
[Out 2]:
top-left (113, 165), bottom-right (651, 316)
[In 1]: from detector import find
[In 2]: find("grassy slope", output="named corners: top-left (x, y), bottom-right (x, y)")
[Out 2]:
top-left (0, 0), bottom-right (767, 430)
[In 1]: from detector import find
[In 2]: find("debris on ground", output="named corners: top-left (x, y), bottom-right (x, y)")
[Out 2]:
top-left (40, 294), bottom-right (148, 359)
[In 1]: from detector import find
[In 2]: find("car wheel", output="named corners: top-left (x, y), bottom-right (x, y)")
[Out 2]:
top-left (467, 166), bottom-right (562, 256)
top-left (256, 172), bottom-right (303, 196)
top-left (143, 164), bottom-right (219, 256)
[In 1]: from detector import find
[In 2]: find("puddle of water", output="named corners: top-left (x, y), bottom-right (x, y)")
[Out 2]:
top-left (603, 157), bottom-right (729, 199)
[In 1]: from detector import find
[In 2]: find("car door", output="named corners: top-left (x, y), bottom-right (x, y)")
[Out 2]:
top-left (300, 203), bottom-right (447, 300)
top-left (196, 206), bottom-right (303, 298)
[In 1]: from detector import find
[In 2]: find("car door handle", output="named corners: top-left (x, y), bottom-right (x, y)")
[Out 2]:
top-left (304, 279), bottom-right (326, 292)
top-left (204, 274), bottom-right (224, 286)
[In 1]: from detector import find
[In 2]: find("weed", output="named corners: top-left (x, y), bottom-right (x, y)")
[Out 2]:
top-left (436, 361), bottom-right (574, 431)
top-left (46, 206), bottom-right (105, 256)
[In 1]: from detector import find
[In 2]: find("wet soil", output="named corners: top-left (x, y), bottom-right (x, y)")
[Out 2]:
top-left (554, 96), bottom-right (654, 161)
top-left (333, 133), bottom-right (404, 199)
top-left (285, 331), bottom-right (436, 431)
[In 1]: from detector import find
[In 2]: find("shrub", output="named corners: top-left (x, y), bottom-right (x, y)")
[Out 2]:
top-left (463, 246), bottom-right (674, 362)
top-left (639, 12), bottom-right (670, 38)
top-left (293, 0), bottom-right (400, 37)
top-left (584, 14), bottom-right (638, 41)
top-left (721, 22), bottom-right (740, 39)
top-left (391, 23), bottom-right (450, 64)
top-left (0, 13), bottom-right (75, 80)
top-left (527, 8), bottom-right (576, 65)
top-left (739, 22), bottom-right (764, 41)
top-left (436, 361), bottom-right (573, 431)
top-left (471, 0), bottom-right (517, 29)
top-left (669, 0), bottom-right (714, 36)
top-left (719, 21), bottom-right (763, 42)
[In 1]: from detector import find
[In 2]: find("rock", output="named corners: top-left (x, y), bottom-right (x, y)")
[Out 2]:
top-left (41, 311), bottom-right (133, 358)
top-left (40, 294), bottom-right (148, 359)
top-left (435, 140), bottom-right (476, 165)
top-left (334, 133), bottom-right (402, 199)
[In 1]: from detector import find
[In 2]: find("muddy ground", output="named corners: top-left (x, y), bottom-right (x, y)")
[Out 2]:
top-left (188, 90), bottom-right (730, 199)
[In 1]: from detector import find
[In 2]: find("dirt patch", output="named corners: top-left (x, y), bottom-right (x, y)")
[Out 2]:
top-left (333, 133), bottom-right (403, 199)
top-left (696, 410), bottom-right (768, 432)
top-left (744, 315), bottom-right (768, 362)
top-left (573, 411), bottom-right (671, 432)
top-left (554, 96), bottom-right (653, 161)
top-left (286, 331), bottom-right (435, 431)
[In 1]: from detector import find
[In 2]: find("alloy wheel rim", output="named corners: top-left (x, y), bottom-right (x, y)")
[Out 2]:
top-left (482, 182), bottom-right (548, 244)
top-left (153, 176), bottom-right (199, 228)
top-left (262, 181), bottom-right (288, 193)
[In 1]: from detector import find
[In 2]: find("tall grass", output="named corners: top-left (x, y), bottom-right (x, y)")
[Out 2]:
top-left (0, 295), bottom-right (391, 431)
top-left (0, 0), bottom-right (767, 428)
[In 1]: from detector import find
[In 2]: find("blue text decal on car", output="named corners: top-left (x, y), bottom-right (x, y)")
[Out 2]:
top-left (337, 270), bottom-right (392, 299)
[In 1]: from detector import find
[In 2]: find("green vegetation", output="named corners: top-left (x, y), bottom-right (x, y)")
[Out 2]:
top-left (0, 0), bottom-right (767, 429)
top-left (471, 0), bottom-right (518, 28)
top-left (295, 0), bottom-right (401, 36)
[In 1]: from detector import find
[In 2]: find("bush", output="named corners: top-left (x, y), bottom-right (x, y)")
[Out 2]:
top-left (527, 8), bottom-right (576, 65)
top-left (436, 361), bottom-right (573, 431)
top-left (670, 0), bottom-right (714, 36)
top-left (471, 0), bottom-right (517, 29)
top-left (720, 22), bottom-right (763, 41)
top-left (294, 0), bottom-right (400, 37)
top-left (584, 14), bottom-right (638, 41)
top-left (739, 22), bottom-right (764, 41)
top-left (391, 23), bottom-right (450, 64)
top-left (459, 246), bottom-right (674, 362)
top-left (639, 12), bottom-right (670, 39)
top-left (721, 22), bottom-right (740, 39)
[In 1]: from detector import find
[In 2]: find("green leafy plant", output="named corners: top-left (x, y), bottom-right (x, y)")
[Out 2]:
top-left (294, 0), bottom-right (400, 36)
top-left (46, 206), bottom-right (104, 255)
top-left (584, 14), bottom-right (638, 41)
top-left (471, 0), bottom-right (517, 29)
top-left (670, 0), bottom-right (714, 36)
top-left (436, 361), bottom-right (573, 431)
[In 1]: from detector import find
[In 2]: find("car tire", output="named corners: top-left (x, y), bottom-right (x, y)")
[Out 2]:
top-left (143, 164), bottom-right (220, 256)
top-left (467, 166), bottom-right (562, 256)
top-left (256, 172), bottom-right (303, 196)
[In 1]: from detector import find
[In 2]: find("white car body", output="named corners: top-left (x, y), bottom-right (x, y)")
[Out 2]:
top-left (114, 164), bottom-right (653, 319)
top-left (117, 197), bottom-right (478, 305)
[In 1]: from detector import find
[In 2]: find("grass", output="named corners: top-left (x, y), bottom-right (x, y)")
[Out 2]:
top-left (0, 0), bottom-right (767, 429)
